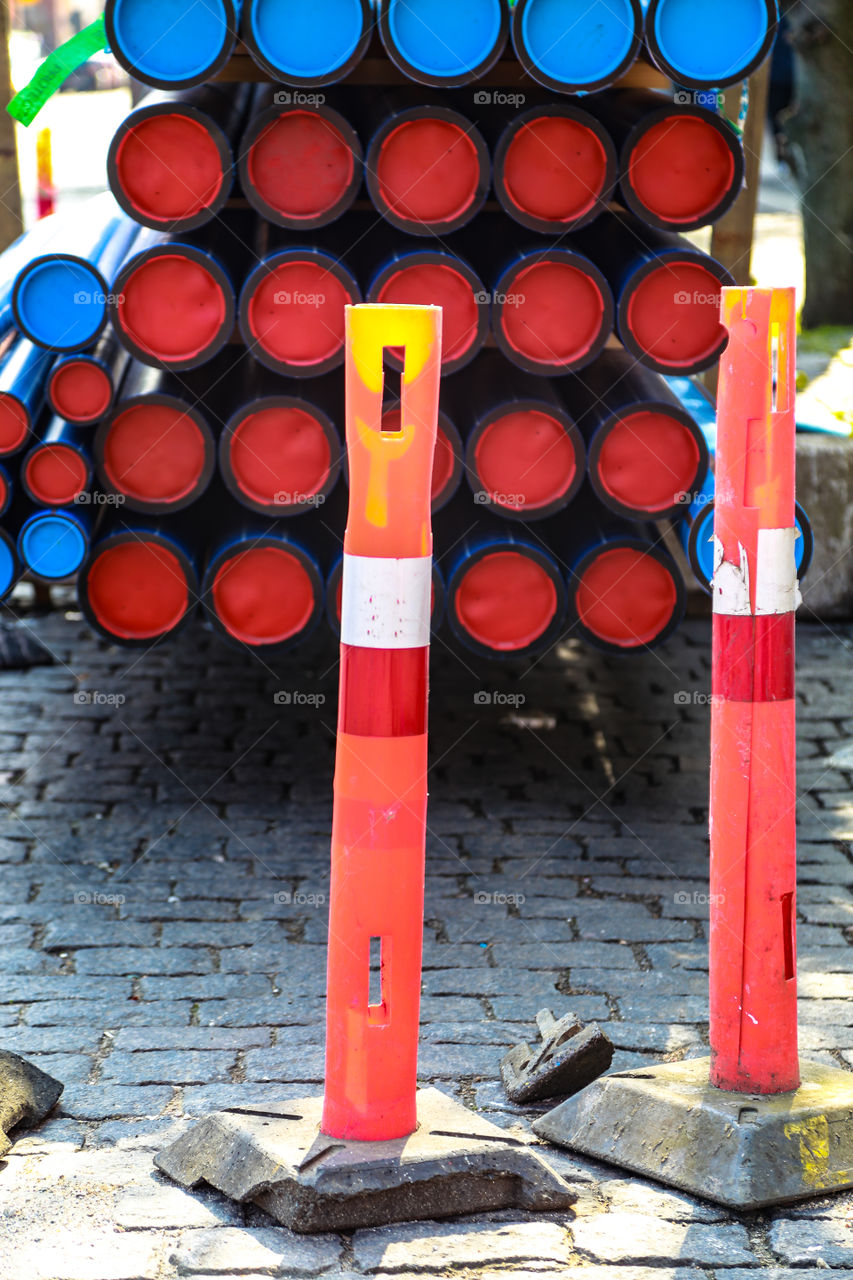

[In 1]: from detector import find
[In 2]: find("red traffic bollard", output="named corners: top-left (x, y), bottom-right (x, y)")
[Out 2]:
top-left (709, 287), bottom-right (799, 1095)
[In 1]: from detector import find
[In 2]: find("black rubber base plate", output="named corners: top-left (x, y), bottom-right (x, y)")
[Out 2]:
top-left (155, 1087), bottom-right (575, 1233)
top-left (533, 1056), bottom-right (853, 1210)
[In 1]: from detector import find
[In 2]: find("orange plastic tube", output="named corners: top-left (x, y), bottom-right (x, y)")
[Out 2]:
top-left (709, 287), bottom-right (799, 1094)
top-left (322, 304), bottom-right (442, 1141)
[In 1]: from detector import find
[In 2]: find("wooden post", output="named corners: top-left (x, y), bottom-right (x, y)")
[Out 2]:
top-left (710, 62), bottom-right (772, 286)
top-left (0, 1), bottom-right (24, 252)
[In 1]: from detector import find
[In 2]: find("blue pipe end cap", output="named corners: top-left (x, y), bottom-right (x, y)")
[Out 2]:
top-left (15, 261), bottom-right (105, 351)
top-left (251, 0), bottom-right (365, 78)
top-left (20, 515), bottom-right (87, 582)
top-left (388, 0), bottom-right (502, 77)
top-left (520, 0), bottom-right (637, 86)
top-left (110, 0), bottom-right (231, 82)
top-left (653, 0), bottom-right (771, 84)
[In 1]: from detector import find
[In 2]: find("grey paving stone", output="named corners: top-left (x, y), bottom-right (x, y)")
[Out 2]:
top-left (179, 1082), bottom-right (311, 1115)
top-left (100, 1050), bottom-right (235, 1085)
top-left (571, 1214), bottom-right (755, 1265)
top-left (0, 975), bottom-right (133, 1002)
top-left (0, 947), bottom-right (64, 974)
top-left (353, 1221), bottom-right (570, 1272)
top-left (569, 903), bottom-right (695, 942)
top-left (421, 969), bottom-right (563, 998)
top-left (570, 970), bottom-right (708, 996)
top-left (160, 922), bottom-right (284, 948)
top-left (169, 1227), bottom-right (341, 1275)
top-left (199, 997), bottom-right (324, 1027)
top-left (74, 947), bottom-right (216, 975)
top-left (490, 995), bottom-right (611, 1023)
top-left (769, 1217), bottom-right (853, 1265)
top-left (58, 1085), bottom-right (173, 1119)
top-left (490, 942), bottom-right (639, 969)
top-left (137, 974), bottom-right (276, 1000)
top-left (19, 1052), bottom-right (92, 1084)
top-left (600, 1178), bottom-right (730, 1222)
top-left (42, 919), bottom-right (160, 949)
top-left (113, 1026), bottom-right (271, 1051)
top-left (7, 1231), bottom-right (163, 1280)
top-left (114, 1180), bottom-right (241, 1229)
top-left (420, 1021), bottom-right (520, 1045)
top-left (23, 1000), bottom-right (194, 1026)
top-left (612, 995), bottom-right (708, 1023)
top-left (0, 1027), bottom-right (103, 1054)
top-left (242, 1045), bottom-right (326, 1082)
top-left (0, 925), bottom-right (34, 947)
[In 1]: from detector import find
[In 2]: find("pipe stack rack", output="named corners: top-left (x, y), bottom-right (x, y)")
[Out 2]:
top-left (0, 1), bottom-right (791, 660)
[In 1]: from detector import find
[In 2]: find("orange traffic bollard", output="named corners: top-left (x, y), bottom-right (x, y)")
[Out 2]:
top-left (323, 303), bottom-right (441, 1142)
top-left (709, 287), bottom-right (799, 1094)
top-left (154, 306), bottom-right (576, 1229)
top-left (36, 128), bottom-right (56, 220)
top-left (532, 287), bottom-right (853, 1210)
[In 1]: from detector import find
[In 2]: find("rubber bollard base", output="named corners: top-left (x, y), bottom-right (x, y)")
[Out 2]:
top-left (155, 1087), bottom-right (574, 1233)
top-left (501, 1009), bottom-right (614, 1105)
top-left (533, 1057), bottom-right (853, 1210)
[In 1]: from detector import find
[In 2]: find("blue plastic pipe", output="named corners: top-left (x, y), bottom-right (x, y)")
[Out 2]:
top-left (17, 507), bottom-right (94, 584)
top-left (643, 0), bottom-right (779, 91)
top-left (104, 0), bottom-right (243, 90)
top-left (0, 527), bottom-right (18, 601)
top-left (378, 0), bottom-right (508, 86)
top-left (512, 0), bottom-right (644, 94)
top-left (12, 197), bottom-right (140, 353)
top-left (245, 0), bottom-right (371, 85)
top-left (665, 376), bottom-right (813, 592)
top-left (0, 338), bottom-right (54, 457)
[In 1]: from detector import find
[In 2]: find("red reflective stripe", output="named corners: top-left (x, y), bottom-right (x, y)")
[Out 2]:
top-left (713, 614), bottom-right (795, 703)
top-left (339, 645), bottom-right (429, 737)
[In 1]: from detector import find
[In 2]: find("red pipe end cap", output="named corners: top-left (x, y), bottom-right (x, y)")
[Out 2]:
top-left (628, 115), bottom-right (736, 225)
top-left (501, 261), bottom-right (605, 367)
top-left (104, 404), bottom-right (207, 506)
top-left (118, 254), bottom-right (227, 363)
top-left (249, 261), bottom-right (353, 367)
top-left (503, 116), bottom-right (608, 223)
top-left (229, 405), bottom-right (332, 509)
top-left (475, 408), bottom-right (578, 514)
top-left (576, 547), bottom-right (678, 648)
top-left (597, 410), bottom-right (700, 513)
top-left (0, 394), bottom-right (29, 454)
top-left (455, 550), bottom-right (558, 652)
top-left (50, 360), bottom-right (112, 424)
top-left (116, 115), bottom-right (225, 223)
top-left (626, 261), bottom-right (726, 368)
top-left (88, 541), bottom-right (190, 641)
top-left (249, 112), bottom-right (355, 221)
top-left (213, 546), bottom-right (316, 645)
top-left (377, 118), bottom-right (481, 226)
top-left (25, 444), bottom-right (88, 505)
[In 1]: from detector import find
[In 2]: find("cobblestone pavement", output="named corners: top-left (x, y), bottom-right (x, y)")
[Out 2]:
top-left (0, 607), bottom-right (851, 1279)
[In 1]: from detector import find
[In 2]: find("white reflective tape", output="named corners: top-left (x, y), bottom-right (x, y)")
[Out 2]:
top-left (755, 527), bottom-right (802, 615)
top-left (341, 554), bottom-right (432, 649)
top-left (712, 537), bottom-right (751, 616)
top-left (712, 530), bottom-right (802, 616)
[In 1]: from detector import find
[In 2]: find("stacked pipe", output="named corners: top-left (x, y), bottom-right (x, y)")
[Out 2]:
top-left (0, 3), bottom-right (783, 659)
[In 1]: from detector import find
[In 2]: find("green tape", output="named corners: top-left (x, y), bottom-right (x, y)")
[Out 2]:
top-left (6, 16), bottom-right (108, 127)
